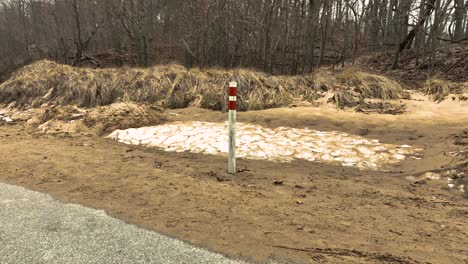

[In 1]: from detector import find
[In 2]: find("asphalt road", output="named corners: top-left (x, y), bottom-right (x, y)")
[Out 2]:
top-left (0, 183), bottom-right (250, 264)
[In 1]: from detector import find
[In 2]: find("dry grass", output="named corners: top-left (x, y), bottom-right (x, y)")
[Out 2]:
top-left (0, 60), bottom-right (407, 111)
top-left (424, 79), bottom-right (466, 102)
top-left (329, 68), bottom-right (405, 108)
top-left (337, 68), bottom-right (404, 100)
top-left (330, 86), bottom-right (359, 109)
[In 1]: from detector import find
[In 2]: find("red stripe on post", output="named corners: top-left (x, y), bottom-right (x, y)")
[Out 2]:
top-left (229, 101), bottom-right (237, 110)
top-left (229, 87), bottom-right (237, 96)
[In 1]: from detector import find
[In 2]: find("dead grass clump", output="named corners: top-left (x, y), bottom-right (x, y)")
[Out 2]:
top-left (0, 61), bottom-right (187, 108)
top-left (337, 68), bottom-right (403, 100)
top-left (310, 69), bottom-right (336, 92)
top-left (276, 71), bottom-right (333, 108)
top-left (0, 60), bottom-right (329, 111)
top-left (198, 86), bottom-right (225, 111)
top-left (1, 60), bottom-right (415, 113)
top-left (198, 69), bottom-right (233, 111)
top-left (0, 61), bottom-right (74, 106)
top-left (424, 79), bottom-right (464, 102)
top-left (232, 69), bottom-right (287, 110)
top-left (163, 71), bottom-right (199, 109)
top-left (329, 86), bottom-right (360, 109)
top-left (260, 76), bottom-right (294, 109)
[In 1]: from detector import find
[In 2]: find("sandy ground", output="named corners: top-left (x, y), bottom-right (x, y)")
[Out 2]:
top-left (0, 100), bottom-right (467, 264)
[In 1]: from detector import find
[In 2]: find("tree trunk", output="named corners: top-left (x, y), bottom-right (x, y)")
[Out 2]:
top-left (317, 1), bottom-right (330, 68)
top-left (398, 0), bottom-right (437, 53)
top-left (72, 0), bottom-right (83, 66)
top-left (369, 0), bottom-right (381, 49)
top-left (454, 0), bottom-right (466, 40)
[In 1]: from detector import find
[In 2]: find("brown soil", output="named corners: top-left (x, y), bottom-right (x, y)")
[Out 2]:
top-left (355, 101), bottom-right (407, 115)
top-left (19, 102), bottom-right (167, 135)
top-left (82, 102), bottom-right (167, 135)
top-left (0, 99), bottom-right (467, 264)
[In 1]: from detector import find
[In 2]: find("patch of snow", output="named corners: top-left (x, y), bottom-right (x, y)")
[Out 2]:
top-left (106, 121), bottom-right (423, 170)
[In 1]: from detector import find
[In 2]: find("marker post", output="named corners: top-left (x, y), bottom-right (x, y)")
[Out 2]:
top-left (228, 82), bottom-right (237, 174)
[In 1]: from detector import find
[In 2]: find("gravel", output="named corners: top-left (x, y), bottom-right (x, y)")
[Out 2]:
top-left (0, 183), bottom-right (249, 264)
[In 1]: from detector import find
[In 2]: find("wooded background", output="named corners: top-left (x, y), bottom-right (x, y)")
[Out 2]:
top-left (0, 0), bottom-right (466, 77)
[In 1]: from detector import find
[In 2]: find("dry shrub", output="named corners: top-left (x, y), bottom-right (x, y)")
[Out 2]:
top-left (198, 69), bottom-right (232, 111)
top-left (198, 84), bottom-right (226, 111)
top-left (310, 69), bottom-right (336, 92)
top-left (163, 70), bottom-right (199, 108)
top-left (0, 61), bottom-right (183, 108)
top-left (1, 60), bottom-right (411, 112)
top-left (0, 60), bottom-right (310, 111)
top-left (0, 60), bottom-right (334, 111)
top-left (337, 68), bottom-right (403, 100)
top-left (329, 86), bottom-right (359, 109)
top-left (230, 69), bottom-right (297, 110)
top-left (289, 74), bottom-right (327, 101)
top-left (424, 79), bottom-right (464, 102)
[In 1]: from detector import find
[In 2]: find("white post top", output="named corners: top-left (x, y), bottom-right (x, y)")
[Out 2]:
top-left (229, 82), bottom-right (238, 87)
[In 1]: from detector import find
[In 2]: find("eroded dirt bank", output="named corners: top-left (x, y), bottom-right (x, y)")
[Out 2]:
top-left (0, 104), bottom-right (467, 264)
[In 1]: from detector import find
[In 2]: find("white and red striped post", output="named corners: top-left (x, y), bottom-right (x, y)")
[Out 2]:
top-left (228, 82), bottom-right (237, 174)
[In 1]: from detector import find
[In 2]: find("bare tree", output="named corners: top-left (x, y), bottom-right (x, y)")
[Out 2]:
top-left (0, 0), bottom-right (465, 73)
top-left (454, 0), bottom-right (466, 40)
